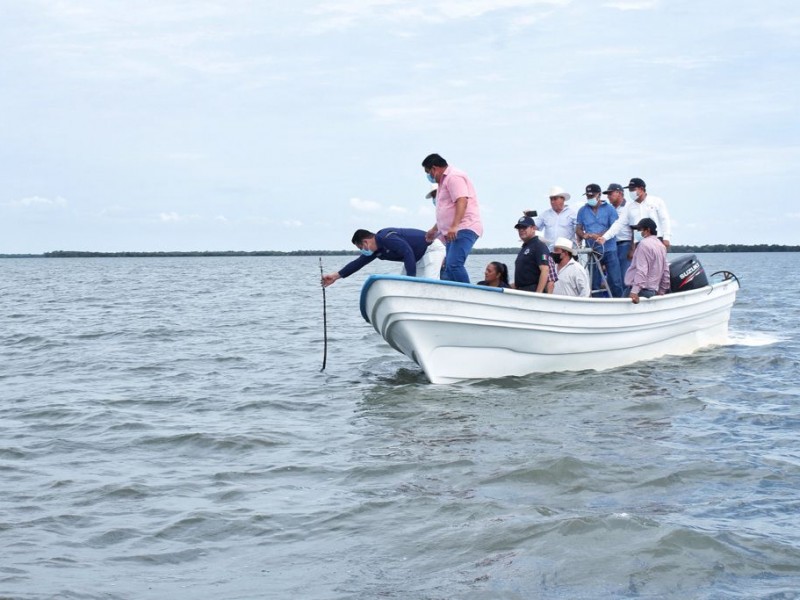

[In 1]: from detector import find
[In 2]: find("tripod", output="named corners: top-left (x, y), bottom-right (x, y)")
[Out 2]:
top-left (577, 247), bottom-right (612, 297)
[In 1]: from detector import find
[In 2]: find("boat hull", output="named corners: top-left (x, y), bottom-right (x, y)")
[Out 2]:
top-left (360, 275), bottom-right (739, 384)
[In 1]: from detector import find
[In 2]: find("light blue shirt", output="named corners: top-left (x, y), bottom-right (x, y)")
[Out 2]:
top-left (577, 202), bottom-right (619, 252)
top-left (535, 205), bottom-right (578, 250)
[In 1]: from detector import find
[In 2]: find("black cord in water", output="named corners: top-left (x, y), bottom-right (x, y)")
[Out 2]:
top-left (319, 257), bottom-right (328, 371)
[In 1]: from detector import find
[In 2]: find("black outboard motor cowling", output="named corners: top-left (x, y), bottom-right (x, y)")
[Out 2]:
top-left (669, 254), bottom-right (709, 293)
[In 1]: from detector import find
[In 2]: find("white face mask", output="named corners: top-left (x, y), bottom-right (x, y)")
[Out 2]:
top-left (634, 230), bottom-right (643, 243)
top-left (629, 189), bottom-right (640, 202)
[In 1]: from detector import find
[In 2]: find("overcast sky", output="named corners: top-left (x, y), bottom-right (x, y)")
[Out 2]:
top-left (2, 0), bottom-right (798, 253)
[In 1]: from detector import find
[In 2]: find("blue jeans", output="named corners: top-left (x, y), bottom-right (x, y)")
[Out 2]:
top-left (616, 241), bottom-right (632, 282)
top-left (442, 229), bottom-right (478, 283)
top-left (591, 248), bottom-right (624, 298)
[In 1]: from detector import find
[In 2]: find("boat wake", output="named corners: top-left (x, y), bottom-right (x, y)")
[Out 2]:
top-left (726, 331), bottom-right (784, 347)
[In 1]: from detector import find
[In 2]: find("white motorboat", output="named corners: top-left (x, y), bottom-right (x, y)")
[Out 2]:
top-left (359, 262), bottom-right (739, 384)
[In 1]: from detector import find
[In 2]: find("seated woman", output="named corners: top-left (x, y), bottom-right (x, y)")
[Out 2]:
top-left (478, 261), bottom-right (510, 288)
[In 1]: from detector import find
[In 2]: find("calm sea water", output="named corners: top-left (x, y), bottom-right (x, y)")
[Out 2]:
top-left (1, 253), bottom-right (799, 599)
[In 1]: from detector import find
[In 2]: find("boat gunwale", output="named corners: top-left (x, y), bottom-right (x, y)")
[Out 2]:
top-left (359, 273), bottom-right (739, 323)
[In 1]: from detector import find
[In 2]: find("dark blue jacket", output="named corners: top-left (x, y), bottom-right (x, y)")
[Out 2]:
top-left (338, 228), bottom-right (431, 278)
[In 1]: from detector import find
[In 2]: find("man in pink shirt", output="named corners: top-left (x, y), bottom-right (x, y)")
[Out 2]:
top-left (421, 153), bottom-right (483, 283)
top-left (624, 218), bottom-right (671, 304)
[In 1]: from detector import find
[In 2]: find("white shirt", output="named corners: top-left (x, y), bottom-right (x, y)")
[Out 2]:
top-left (535, 205), bottom-right (578, 250)
top-left (612, 201), bottom-right (633, 242)
top-left (553, 259), bottom-right (591, 297)
top-left (627, 194), bottom-right (672, 241)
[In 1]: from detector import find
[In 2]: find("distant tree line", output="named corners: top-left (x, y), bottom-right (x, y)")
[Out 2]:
top-left (0, 244), bottom-right (798, 259)
top-left (668, 244), bottom-right (800, 253)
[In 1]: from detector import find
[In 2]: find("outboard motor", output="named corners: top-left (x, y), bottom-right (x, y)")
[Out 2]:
top-left (669, 254), bottom-right (709, 293)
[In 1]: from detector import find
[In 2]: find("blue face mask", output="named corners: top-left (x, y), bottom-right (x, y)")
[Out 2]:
top-left (431, 197), bottom-right (436, 206)
top-left (359, 249), bottom-right (373, 257)
top-left (426, 172), bottom-right (436, 184)
top-left (586, 198), bottom-right (598, 207)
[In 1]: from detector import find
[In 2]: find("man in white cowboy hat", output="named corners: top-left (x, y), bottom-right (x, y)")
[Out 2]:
top-left (531, 185), bottom-right (578, 250)
top-left (425, 183), bottom-right (438, 205)
top-left (551, 237), bottom-right (591, 297)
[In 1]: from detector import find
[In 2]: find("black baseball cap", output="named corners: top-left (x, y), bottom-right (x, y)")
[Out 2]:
top-left (625, 177), bottom-right (646, 190)
top-left (603, 183), bottom-right (624, 194)
top-left (583, 183), bottom-right (602, 196)
top-left (515, 216), bottom-right (536, 229)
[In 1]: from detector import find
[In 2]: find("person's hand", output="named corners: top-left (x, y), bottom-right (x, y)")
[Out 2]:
top-left (596, 236), bottom-right (606, 245)
top-left (425, 226), bottom-right (438, 243)
top-left (444, 228), bottom-right (458, 242)
top-left (629, 292), bottom-right (640, 304)
top-left (662, 239), bottom-right (671, 250)
top-left (322, 273), bottom-right (340, 287)
top-left (627, 248), bottom-right (634, 260)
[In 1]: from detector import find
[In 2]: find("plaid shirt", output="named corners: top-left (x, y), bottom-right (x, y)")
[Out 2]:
top-left (547, 255), bottom-right (558, 283)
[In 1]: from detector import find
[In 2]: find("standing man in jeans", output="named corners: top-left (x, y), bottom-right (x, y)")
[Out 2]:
top-left (604, 183), bottom-right (633, 277)
top-left (576, 183), bottom-right (624, 297)
top-left (422, 153), bottom-right (483, 283)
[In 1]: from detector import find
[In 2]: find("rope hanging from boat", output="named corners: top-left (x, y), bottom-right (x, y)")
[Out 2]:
top-left (319, 257), bottom-right (328, 371)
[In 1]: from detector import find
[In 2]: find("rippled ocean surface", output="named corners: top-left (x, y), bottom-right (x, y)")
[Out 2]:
top-left (1, 253), bottom-right (799, 599)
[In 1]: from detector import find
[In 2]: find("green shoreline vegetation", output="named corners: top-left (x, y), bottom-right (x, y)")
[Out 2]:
top-left (1, 244), bottom-right (799, 258)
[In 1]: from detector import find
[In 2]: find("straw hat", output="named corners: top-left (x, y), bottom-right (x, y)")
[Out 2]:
top-left (548, 186), bottom-right (571, 202)
top-left (553, 236), bottom-right (577, 256)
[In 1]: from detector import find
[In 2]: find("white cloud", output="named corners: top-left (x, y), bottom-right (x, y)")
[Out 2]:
top-left (26, 196), bottom-right (66, 207)
top-left (305, 0), bottom-right (568, 31)
top-left (282, 219), bottom-right (303, 227)
top-left (432, 0), bottom-right (566, 20)
top-left (9, 196), bottom-right (68, 208)
top-left (603, 0), bottom-right (659, 10)
top-left (640, 56), bottom-right (722, 69)
top-left (388, 205), bottom-right (408, 214)
top-left (350, 197), bottom-right (381, 211)
top-left (164, 152), bottom-right (207, 161)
